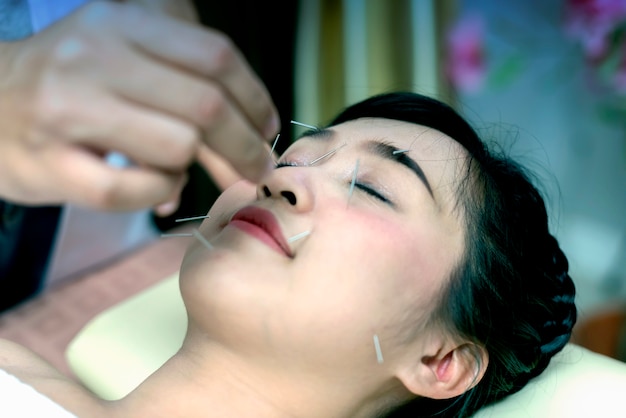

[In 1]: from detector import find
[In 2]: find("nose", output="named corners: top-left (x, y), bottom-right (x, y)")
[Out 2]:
top-left (256, 168), bottom-right (314, 212)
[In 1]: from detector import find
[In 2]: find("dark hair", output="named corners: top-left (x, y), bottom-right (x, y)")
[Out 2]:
top-left (327, 92), bottom-right (577, 417)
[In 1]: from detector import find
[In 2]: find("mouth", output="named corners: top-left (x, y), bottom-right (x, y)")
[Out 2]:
top-left (228, 206), bottom-right (292, 257)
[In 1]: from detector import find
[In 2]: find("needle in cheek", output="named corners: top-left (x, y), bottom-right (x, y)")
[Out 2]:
top-left (192, 229), bottom-right (214, 250)
top-left (161, 215), bottom-right (211, 239)
top-left (174, 215), bottom-right (211, 223)
top-left (287, 230), bottom-right (311, 243)
top-left (160, 233), bottom-right (193, 238)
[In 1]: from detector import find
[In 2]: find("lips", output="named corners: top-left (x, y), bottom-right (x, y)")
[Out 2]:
top-left (228, 206), bottom-right (292, 257)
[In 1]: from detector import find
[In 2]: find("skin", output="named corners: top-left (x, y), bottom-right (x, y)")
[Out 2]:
top-left (181, 118), bottom-right (467, 374)
top-left (0, 118), bottom-right (482, 417)
top-left (0, 0), bottom-right (278, 213)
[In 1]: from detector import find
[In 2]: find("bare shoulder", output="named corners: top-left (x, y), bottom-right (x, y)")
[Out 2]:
top-left (0, 338), bottom-right (68, 379)
top-left (0, 338), bottom-right (107, 416)
top-left (0, 338), bottom-right (54, 372)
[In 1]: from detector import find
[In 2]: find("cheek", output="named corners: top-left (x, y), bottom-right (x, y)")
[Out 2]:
top-left (309, 213), bottom-right (421, 305)
top-left (179, 180), bottom-right (257, 293)
top-left (308, 210), bottom-right (456, 323)
top-left (340, 212), bottom-right (435, 281)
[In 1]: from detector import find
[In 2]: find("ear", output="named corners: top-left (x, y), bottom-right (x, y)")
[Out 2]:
top-left (396, 343), bottom-right (488, 400)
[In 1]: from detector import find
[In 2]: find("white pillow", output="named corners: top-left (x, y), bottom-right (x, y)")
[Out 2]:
top-left (472, 343), bottom-right (626, 417)
top-left (66, 273), bottom-right (626, 416)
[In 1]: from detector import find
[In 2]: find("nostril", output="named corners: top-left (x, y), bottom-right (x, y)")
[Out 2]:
top-left (263, 186), bottom-right (272, 197)
top-left (281, 191), bottom-right (297, 205)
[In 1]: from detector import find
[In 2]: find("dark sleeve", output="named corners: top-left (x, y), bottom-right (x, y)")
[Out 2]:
top-left (0, 200), bottom-right (61, 312)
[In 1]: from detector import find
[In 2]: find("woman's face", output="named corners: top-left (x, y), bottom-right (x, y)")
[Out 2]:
top-left (180, 117), bottom-right (469, 377)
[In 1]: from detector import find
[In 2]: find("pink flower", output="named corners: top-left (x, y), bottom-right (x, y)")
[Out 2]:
top-left (563, 0), bottom-right (626, 61)
top-left (445, 14), bottom-right (486, 94)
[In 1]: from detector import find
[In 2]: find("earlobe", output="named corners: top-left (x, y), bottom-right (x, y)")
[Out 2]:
top-left (396, 343), bottom-right (488, 400)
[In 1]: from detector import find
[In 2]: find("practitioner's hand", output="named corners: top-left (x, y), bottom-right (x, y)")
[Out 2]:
top-left (0, 0), bottom-right (279, 212)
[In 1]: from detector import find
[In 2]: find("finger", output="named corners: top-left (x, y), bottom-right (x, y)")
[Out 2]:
top-left (54, 146), bottom-right (185, 211)
top-left (125, 0), bottom-right (199, 22)
top-left (94, 49), bottom-right (274, 180)
top-left (154, 199), bottom-right (180, 217)
top-left (89, 2), bottom-right (280, 138)
top-left (196, 144), bottom-right (244, 190)
top-left (45, 86), bottom-right (199, 172)
top-left (153, 170), bottom-right (188, 217)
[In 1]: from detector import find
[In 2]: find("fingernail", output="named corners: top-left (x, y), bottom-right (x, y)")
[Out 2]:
top-left (263, 115), bottom-right (280, 139)
top-left (155, 200), bottom-right (179, 217)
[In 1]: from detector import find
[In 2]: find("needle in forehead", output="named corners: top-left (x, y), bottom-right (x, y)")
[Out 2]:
top-left (290, 120), bottom-right (319, 130)
top-left (308, 143), bottom-right (347, 166)
top-left (347, 158), bottom-right (360, 206)
top-left (269, 133), bottom-right (281, 157)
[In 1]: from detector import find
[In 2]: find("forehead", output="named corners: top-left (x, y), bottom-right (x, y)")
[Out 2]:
top-left (296, 117), bottom-right (471, 210)
top-left (326, 118), bottom-right (462, 154)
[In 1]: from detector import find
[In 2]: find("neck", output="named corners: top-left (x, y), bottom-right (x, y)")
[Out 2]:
top-left (107, 332), bottom-right (390, 418)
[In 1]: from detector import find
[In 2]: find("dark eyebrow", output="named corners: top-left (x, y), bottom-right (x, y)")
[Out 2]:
top-left (297, 127), bottom-right (333, 140)
top-left (366, 140), bottom-right (434, 198)
top-left (297, 128), bottom-right (434, 197)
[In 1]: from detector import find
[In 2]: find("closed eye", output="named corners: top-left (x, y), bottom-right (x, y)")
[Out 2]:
top-left (355, 183), bottom-right (391, 204)
top-left (277, 160), bottom-right (393, 205)
top-left (275, 161), bottom-right (299, 169)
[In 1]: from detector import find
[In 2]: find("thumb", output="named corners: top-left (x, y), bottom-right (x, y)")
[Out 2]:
top-left (153, 171), bottom-right (188, 217)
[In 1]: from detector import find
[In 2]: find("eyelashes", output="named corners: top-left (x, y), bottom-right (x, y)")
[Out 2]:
top-left (275, 161), bottom-right (299, 169)
top-left (274, 161), bottom-right (391, 204)
top-left (354, 183), bottom-right (390, 204)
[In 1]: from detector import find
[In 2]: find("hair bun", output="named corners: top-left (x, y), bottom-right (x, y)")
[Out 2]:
top-left (538, 240), bottom-right (577, 356)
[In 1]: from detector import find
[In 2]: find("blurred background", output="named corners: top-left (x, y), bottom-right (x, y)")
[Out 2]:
top-left (287, 0), bottom-right (626, 360)
top-left (0, 0), bottom-right (624, 376)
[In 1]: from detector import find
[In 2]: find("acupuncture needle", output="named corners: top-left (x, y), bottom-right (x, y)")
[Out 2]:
top-left (192, 229), bottom-right (214, 250)
top-left (287, 230), bottom-right (311, 243)
top-left (161, 233), bottom-right (193, 238)
top-left (174, 215), bottom-right (210, 223)
top-left (308, 143), bottom-right (347, 166)
top-left (269, 133), bottom-right (281, 157)
top-left (290, 120), bottom-right (319, 130)
top-left (373, 334), bottom-right (384, 364)
top-left (347, 159), bottom-right (360, 205)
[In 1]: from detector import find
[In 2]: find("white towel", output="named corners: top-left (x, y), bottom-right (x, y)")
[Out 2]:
top-left (0, 368), bottom-right (77, 417)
